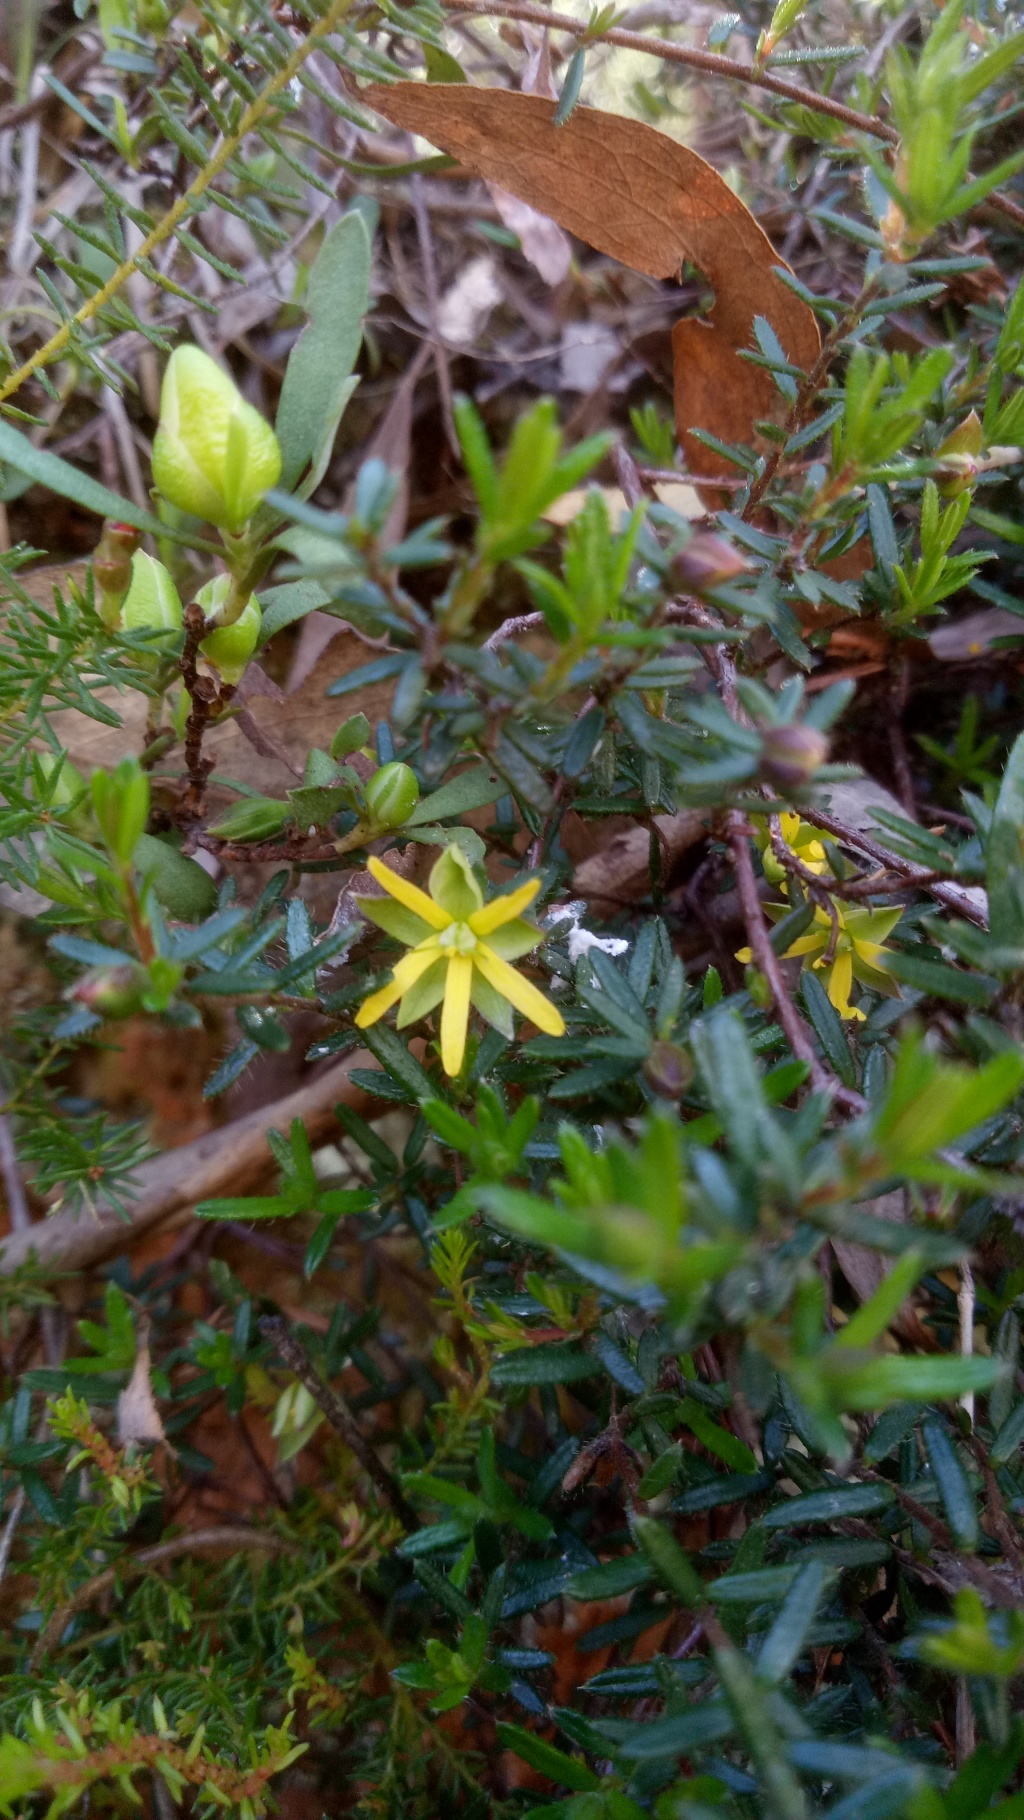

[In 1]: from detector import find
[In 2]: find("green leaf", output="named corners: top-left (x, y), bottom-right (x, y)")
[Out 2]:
top-left (988, 730), bottom-right (1024, 955)
top-left (0, 415), bottom-right (196, 544)
top-left (360, 1023), bottom-right (436, 1100)
top-left (756, 1561), bottom-right (835, 1685)
top-left (491, 1344), bottom-right (602, 1386)
top-left (989, 1400), bottom-right (1024, 1466)
top-left (495, 1723), bottom-right (600, 1793)
top-left (257, 579), bottom-right (332, 645)
top-left (922, 1417), bottom-right (979, 1551)
top-left (275, 211), bottom-right (371, 492)
top-left (884, 949), bottom-right (998, 1006)
top-left (568, 1557), bottom-right (653, 1600)
top-left (403, 766), bottom-right (507, 826)
top-left (762, 1483), bottom-right (894, 1527)
top-left (631, 1514), bottom-right (705, 1606)
top-left (800, 969), bottom-right (855, 1087)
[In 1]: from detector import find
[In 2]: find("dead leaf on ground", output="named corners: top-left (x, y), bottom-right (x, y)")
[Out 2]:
top-left (118, 1319), bottom-right (167, 1446)
top-left (363, 86), bottom-right (820, 484)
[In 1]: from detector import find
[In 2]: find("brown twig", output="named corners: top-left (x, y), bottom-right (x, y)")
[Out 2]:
top-left (31, 1526), bottom-right (293, 1668)
top-left (807, 807), bottom-right (988, 928)
top-left (259, 1315), bottom-right (419, 1530)
top-left (179, 602), bottom-right (226, 821)
top-left (439, 0), bottom-right (1024, 232)
top-left (0, 1052), bottom-right (379, 1279)
top-left (442, 0), bottom-right (899, 139)
top-left (728, 809), bottom-right (866, 1112)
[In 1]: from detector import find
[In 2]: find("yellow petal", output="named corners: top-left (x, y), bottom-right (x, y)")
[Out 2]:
top-left (782, 934), bottom-right (824, 959)
top-left (391, 944), bottom-right (444, 991)
top-left (355, 975), bottom-right (406, 1029)
top-left (366, 855), bottom-right (449, 930)
top-left (474, 945), bottom-right (565, 1037)
top-left (735, 947), bottom-right (753, 964)
top-left (354, 945), bottom-right (441, 1029)
top-left (825, 948), bottom-right (854, 1015)
top-left (469, 877), bottom-right (541, 937)
top-left (441, 953), bottom-right (473, 1076)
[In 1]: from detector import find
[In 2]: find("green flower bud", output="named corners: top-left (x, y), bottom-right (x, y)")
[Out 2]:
top-left (121, 551), bottom-right (183, 640)
top-left (152, 345), bottom-right (281, 532)
top-left (364, 761), bottom-right (420, 830)
top-left (207, 796), bottom-right (291, 842)
top-left (196, 576), bottom-right (262, 684)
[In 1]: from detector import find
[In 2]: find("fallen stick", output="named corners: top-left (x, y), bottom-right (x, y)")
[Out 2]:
top-left (0, 1051), bottom-right (377, 1279)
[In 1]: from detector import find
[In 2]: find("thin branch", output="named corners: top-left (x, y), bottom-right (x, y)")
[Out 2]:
top-left (31, 1526), bottom-right (293, 1667)
top-left (483, 610), bottom-right (545, 650)
top-left (807, 807), bottom-right (988, 928)
top-left (439, 0), bottom-right (1024, 232)
top-left (728, 808), bottom-right (866, 1113)
top-left (0, 1051), bottom-right (378, 1278)
top-left (260, 1315), bottom-right (419, 1531)
top-left (0, 0), bottom-right (354, 407)
top-left (442, 0), bottom-right (898, 139)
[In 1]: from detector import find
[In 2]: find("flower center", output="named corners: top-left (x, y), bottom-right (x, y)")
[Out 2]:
top-left (439, 922), bottom-right (477, 956)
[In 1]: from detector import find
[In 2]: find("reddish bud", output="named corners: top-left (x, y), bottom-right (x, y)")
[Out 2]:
top-left (71, 964), bottom-right (146, 1019)
top-left (670, 533), bottom-right (751, 595)
top-left (759, 725), bottom-right (829, 790)
top-left (643, 1040), bottom-right (693, 1100)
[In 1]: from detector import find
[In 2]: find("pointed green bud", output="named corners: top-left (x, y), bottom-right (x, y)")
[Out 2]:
top-left (364, 762), bottom-right (420, 830)
top-left (152, 345), bottom-right (281, 532)
top-left (121, 551), bottom-right (183, 639)
top-left (196, 575), bottom-right (262, 684)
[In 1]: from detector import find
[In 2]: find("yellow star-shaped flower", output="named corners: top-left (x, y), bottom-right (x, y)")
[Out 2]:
top-left (354, 847), bottom-right (565, 1076)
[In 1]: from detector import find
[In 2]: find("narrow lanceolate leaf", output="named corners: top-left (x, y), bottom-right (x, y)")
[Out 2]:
top-left (275, 210), bottom-right (371, 492)
top-left (988, 730), bottom-right (1024, 953)
top-left (756, 1561), bottom-right (836, 1685)
top-left (922, 1417), bottom-right (980, 1551)
top-left (0, 416), bottom-right (193, 543)
top-left (714, 1640), bottom-right (808, 1820)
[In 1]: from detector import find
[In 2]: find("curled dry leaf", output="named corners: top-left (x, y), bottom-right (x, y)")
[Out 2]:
top-left (363, 85), bottom-right (820, 482)
top-left (117, 1320), bottom-right (166, 1447)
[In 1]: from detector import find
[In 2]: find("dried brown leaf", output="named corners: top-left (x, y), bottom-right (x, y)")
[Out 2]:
top-left (363, 85), bottom-right (820, 477)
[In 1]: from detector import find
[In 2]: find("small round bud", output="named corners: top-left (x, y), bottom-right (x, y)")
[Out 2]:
top-left (643, 1039), bottom-right (693, 1100)
top-left (196, 575), bottom-right (261, 684)
top-left (671, 533), bottom-right (751, 595)
top-left (759, 725), bottom-right (829, 791)
top-left (364, 761), bottom-right (420, 830)
top-left (71, 964), bottom-right (146, 1019)
top-left (152, 345), bottom-right (281, 532)
top-left (937, 410), bottom-right (983, 498)
top-left (121, 551), bottom-right (183, 637)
